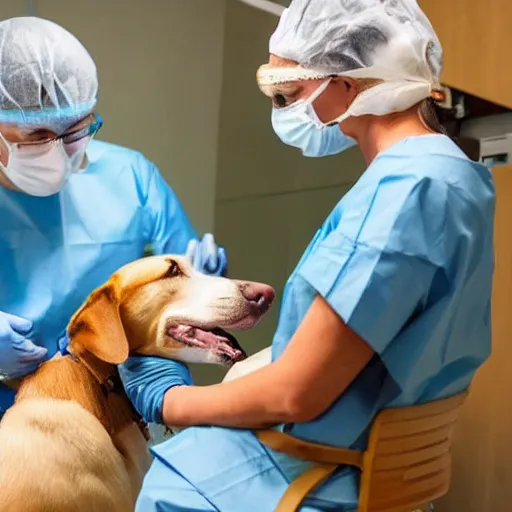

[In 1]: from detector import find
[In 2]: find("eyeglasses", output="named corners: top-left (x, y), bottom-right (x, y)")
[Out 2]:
top-left (59, 113), bottom-right (103, 145)
top-left (1, 113), bottom-right (103, 156)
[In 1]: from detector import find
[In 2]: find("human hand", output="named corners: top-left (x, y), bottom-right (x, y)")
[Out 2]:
top-left (186, 233), bottom-right (227, 276)
top-left (119, 355), bottom-right (193, 424)
top-left (0, 312), bottom-right (48, 379)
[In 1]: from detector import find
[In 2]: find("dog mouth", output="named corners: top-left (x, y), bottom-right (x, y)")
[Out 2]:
top-left (166, 324), bottom-right (247, 365)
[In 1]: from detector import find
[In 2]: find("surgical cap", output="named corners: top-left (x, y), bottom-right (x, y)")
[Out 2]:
top-left (0, 17), bottom-right (98, 132)
top-left (268, 0), bottom-right (442, 85)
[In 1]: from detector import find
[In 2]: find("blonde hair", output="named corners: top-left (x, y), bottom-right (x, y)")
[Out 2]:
top-left (355, 78), bottom-right (382, 92)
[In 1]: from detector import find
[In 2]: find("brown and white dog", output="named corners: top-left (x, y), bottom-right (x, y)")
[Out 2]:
top-left (0, 255), bottom-right (275, 512)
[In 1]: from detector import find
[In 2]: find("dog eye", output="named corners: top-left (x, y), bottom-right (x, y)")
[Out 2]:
top-left (163, 260), bottom-right (182, 279)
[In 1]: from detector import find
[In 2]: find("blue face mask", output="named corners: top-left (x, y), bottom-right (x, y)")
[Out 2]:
top-left (271, 80), bottom-right (357, 158)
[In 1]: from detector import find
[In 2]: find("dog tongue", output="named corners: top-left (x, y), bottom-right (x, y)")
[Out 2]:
top-left (194, 328), bottom-right (224, 345)
top-left (167, 324), bottom-right (243, 360)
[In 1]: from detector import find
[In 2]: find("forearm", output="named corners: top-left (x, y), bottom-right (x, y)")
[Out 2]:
top-left (123, 297), bottom-right (373, 429)
top-left (162, 367), bottom-right (294, 429)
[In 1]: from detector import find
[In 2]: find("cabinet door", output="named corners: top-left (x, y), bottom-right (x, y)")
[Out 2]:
top-left (436, 165), bottom-right (512, 512)
top-left (420, 0), bottom-right (512, 109)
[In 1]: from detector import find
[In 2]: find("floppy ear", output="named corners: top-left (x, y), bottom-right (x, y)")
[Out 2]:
top-left (67, 284), bottom-right (129, 364)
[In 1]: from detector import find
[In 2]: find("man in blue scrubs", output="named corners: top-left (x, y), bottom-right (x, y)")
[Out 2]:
top-left (0, 17), bottom-right (226, 413)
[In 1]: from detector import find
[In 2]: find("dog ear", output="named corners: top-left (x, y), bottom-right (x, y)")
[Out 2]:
top-left (67, 284), bottom-right (129, 364)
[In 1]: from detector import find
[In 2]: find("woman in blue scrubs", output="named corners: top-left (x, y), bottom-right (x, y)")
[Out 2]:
top-left (120, 1), bottom-right (495, 510)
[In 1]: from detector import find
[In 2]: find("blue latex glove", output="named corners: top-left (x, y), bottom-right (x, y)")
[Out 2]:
top-left (186, 233), bottom-right (227, 276)
top-left (57, 332), bottom-right (70, 355)
top-left (119, 356), bottom-right (193, 424)
top-left (0, 312), bottom-right (48, 379)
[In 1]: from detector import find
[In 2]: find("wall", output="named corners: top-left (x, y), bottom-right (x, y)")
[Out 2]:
top-left (14, 0), bottom-right (226, 233)
top-left (208, 0), bottom-right (366, 384)
top-left (0, 0), bottom-right (26, 18)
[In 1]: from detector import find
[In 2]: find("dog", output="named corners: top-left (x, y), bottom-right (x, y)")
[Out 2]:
top-left (0, 255), bottom-right (275, 512)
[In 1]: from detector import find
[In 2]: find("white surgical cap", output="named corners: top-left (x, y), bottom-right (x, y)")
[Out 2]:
top-left (266, 0), bottom-right (442, 116)
top-left (0, 17), bottom-right (98, 132)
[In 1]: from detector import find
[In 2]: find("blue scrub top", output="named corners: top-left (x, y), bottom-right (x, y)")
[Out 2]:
top-left (0, 140), bottom-right (196, 411)
top-left (138, 134), bottom-right (495, 512)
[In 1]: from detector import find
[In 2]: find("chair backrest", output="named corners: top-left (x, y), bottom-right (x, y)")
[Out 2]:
top-left (358, 392), bottom-right (468, 512)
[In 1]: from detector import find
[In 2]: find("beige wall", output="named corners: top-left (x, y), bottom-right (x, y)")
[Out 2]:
top-left (0, 0), bottom-right (26, 18)
top-left (208, 0), bottom-right (366, 384)
top-left (28, 0), bottom-right (226, 233)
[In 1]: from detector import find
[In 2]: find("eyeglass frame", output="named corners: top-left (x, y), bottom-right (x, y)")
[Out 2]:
top-left (1, 112), bottom-right (103, 151)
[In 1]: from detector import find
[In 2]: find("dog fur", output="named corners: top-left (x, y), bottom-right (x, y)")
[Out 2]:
top-left (0, 255), bottom-right (274, 512)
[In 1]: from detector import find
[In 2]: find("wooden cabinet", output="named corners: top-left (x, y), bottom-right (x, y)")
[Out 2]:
top-left (420, 0), bottom-right (512, 109)
top-left (436, 165), bottom-right (512, 512)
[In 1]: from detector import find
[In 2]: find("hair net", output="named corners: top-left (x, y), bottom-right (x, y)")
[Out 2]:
top-left (0, 17), bottom-right (98, 132)
top-left (265, 0), bottom-right (442, 116)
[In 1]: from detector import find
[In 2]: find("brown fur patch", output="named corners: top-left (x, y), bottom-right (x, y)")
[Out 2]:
top-left (17, 357), bottom-right (135, 437)
top-left (67, 319), bottom-right (92, 339)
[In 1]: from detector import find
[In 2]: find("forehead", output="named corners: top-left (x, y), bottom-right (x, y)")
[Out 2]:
top-left (115, 255), bottom-right (189, 287)
top-left (268, 54), bottom-right (299, 67)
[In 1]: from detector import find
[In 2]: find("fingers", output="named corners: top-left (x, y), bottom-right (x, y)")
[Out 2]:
top-left (3, 313), bottom-right (32, 335)
top-left (185, 234), bottom-right (227, 275)
top-left (13, 338), bottom-right (48, 363)
top-left (185, 238), bottom-right (199, 262)
top-left (215, 247), bottom-right (228, 276)
top-left (202, 233), bottom-right (216, 258)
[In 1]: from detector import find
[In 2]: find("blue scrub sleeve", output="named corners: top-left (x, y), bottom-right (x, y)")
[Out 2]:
top-left (144, 163), bottom-right (197, 255)
top-left (298, 178), bottom-right (450, 382)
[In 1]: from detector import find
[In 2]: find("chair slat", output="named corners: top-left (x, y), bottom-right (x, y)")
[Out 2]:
top-left (378, 411), bottom-right (458, 439)
top-left (373, 438), bottom-right (451, 471)
top-left (375, 424), bottom-right (453, 455)
top-left (371, 455), bottom-right (450, 484)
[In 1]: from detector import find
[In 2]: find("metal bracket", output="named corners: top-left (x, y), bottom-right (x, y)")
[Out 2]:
top-left (434, 85), bottom-right (467, 119)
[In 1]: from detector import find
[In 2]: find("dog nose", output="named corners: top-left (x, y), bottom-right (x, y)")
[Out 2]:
top-left (240, 282), bottom-right (275, 314)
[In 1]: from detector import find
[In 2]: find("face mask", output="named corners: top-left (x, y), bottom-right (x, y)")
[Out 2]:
top-left (0, 140), bottom-right (86, 197)
top-left (271, 80), bottom-right (357, 158)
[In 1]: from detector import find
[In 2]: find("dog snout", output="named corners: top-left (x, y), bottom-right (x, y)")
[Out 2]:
top-left (239, 282), bottom-right (275, 314)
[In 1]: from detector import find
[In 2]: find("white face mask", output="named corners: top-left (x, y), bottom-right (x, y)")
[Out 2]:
top-left (0, 139), bottom-right (86, 197)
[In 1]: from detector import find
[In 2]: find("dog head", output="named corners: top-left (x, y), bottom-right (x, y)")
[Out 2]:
top-left (67, 255), bottom-right (275, 367)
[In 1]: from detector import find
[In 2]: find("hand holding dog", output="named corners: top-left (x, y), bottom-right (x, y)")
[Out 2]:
top-left (119, 356), bottom-right (193, 424)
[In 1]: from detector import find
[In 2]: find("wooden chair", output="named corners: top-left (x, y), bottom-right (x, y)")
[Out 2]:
top-left (257, 392), bottom-right (468, 512)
